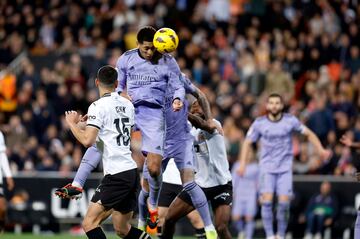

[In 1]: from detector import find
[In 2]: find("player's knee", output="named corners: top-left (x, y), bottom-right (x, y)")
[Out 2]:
top-left (245, 216), bottom-right (254, 222)
top-left (215, 221), bottom-right (228, 236)
top-left (148, 166), bottom-right (161, 177)
top-left (261, 193), bottom-right (273, 203)
top-left (82, 218), bottom-right (95, 232)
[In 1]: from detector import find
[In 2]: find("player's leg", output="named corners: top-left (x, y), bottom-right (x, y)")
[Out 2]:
top-left (355, 207), bottom-right (360, 239)
top-left (162, 194), bottom-right (195, 238)
top-left (213, 205), bottom-right (232, 239)
top-left (0, 195), bottom-right (6, 233)
top-left (157, 181), bottom-right (184, 237)
top-left (177, 140), bottom-right (217, 238)
top-left (211, 182), bottom-right (232, 239)
top-left (276, 171), bottom-right (292, 239)
top-left (55, 145), bottom-right (101, 199)
top-left (259, 170), bottom-right (276, 239)
top-left (137, 106), bottom-right (165, 224)
top-left (244, 197), bottom-right (257, 239)
top-left (82, 202), bottom-right (109, 239)
top-left (232, 196), bottom-right (245, 237)
top-left (138, 166), bottom-right (150, 230)
top-left (186, 210), bottom-right (206, 239)
top-left (111, 210), bottom-right (152, 238)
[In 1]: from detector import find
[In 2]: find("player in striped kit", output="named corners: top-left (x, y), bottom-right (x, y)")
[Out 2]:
top-left (232, 157), bottom-right (259, 239)
top-left (161, 100), bottom-right (233, 239)
top-left (0, 130), bottom-right (14, 233)
top-left (237, 93), bottom-right (331, 239)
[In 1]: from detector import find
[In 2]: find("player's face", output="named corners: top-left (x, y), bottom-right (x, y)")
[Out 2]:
top-left (266, 97), bottom-right (283, 117)
top-left (190, 101), bottom-right (204, 117)
top-left (138, 41), bottom-right (156, 60)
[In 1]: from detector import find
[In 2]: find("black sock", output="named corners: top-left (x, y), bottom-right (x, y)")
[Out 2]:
top-left (157, 226), bottom-right (162, 238)
top-left (124, 226), bottom-right (152, 239)
top-left (86, 227), bottom-right (106, 239)
top-left (195, 228), bottom-right (206, 239)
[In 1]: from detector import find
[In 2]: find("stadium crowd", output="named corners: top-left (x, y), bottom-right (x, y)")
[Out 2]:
top-left (0, 0), bottom-right (360, 176)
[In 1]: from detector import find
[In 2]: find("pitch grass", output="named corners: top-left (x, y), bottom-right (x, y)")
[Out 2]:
top-left (0, 234), bottom-right (194, 239)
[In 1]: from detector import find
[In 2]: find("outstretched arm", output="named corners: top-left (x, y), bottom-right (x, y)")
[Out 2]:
top-left (237, 138), bottom-right (252, 176)
top-left (303, 126), bottom-right (331, 160)
top-left (188, 113), bottom-right (215, 133)
top-left (340, 134), bottom-right (360, 148)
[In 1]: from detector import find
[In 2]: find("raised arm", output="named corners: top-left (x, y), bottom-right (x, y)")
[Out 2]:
top-left (65, 110), bottom-right (100, 148)
top-left (115, 55), bottom-right (127, 94)
top-left (188, 113), bottom-right (215, 133)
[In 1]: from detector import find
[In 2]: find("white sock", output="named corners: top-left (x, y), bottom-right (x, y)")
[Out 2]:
top-left (204, 224), bottom-right (216, 231)
top-left (72, 181), bottom-right (82, 188)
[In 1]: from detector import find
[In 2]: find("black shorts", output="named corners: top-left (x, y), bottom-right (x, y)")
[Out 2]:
top-left (178, 181), bottom-right (232, 211)
top-left (91, 168), bottom-right (139, 213)
top-left (158, 182), bottom-right (183, 207)
top-left (0, 184), bottom-right (3, 197)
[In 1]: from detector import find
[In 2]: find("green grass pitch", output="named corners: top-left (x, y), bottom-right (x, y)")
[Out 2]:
top-left (1, 234), bottom-right (193, 239)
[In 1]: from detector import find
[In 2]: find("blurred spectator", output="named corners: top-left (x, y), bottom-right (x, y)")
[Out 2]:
top-left (302, 181), bottom-right (338, 239)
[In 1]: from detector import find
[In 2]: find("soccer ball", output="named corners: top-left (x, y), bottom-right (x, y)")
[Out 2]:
top-left (153, 28), bottom-right (179, 53)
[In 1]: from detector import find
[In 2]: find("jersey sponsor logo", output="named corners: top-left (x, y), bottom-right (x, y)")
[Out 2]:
top-left (116, 106), bottom-right (126, 113)
top-left (128, 74), bottom-right (158, 85)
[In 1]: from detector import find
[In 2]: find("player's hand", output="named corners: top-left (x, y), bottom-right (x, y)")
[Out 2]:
top-left (319, 149), bottom-right (332, 162)
top-left (207, 119), bottom-right (224, 135)
top-left (237, 162), bottom-right (246, 176)
top-left (324, 218), bottom-right (333, 226)
top-left (80, 114), bottom-right (88, 122)
top-left (6, 177), bottom-right (14, 191)
top-left (65, 111), bottom-right (81, 125)
top-left (172, 98), bottom-right (183, 112)
top-left (340, 134), bottom-right (353, 147)
top-left (355, 172), bottom-right (360, 181)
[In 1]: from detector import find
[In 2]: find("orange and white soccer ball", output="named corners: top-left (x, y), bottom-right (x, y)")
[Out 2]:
top-left (153, 27), bottom-right (179, 53)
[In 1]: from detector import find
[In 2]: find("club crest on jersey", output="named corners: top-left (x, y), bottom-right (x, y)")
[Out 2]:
top-left (116, 106), bottom-right (126, 113)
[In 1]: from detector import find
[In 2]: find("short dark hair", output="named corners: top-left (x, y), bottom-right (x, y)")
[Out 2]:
top-left (97, 65), bottom-right (117, 87)
top-left (137, 26), bottom-right (156, 43)
top-left (268, 93), bottom-right (283, 102)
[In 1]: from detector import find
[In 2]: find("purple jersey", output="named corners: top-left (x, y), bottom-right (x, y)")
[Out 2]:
top-left (232, 162), bottom-right (259, 200)
top-left (246, 113), bottom-right (305, 173)
top-left (116, 49), bottom-right (184, 107)
top-left (164, 74), bottom-right (196, 144)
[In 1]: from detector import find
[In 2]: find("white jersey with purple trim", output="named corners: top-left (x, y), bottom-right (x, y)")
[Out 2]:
top-left (87, 92), bottom-right (137, 175)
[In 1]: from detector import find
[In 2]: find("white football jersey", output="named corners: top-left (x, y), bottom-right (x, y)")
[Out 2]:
top-left (162, 158), bottom-right (182, 185)
top-left (191, 119), bottom-right (232, 188)
top-left (0, 131), bottom-right (11, 185)
top-left (87, 92), bottom-right (137, 175)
